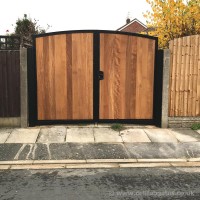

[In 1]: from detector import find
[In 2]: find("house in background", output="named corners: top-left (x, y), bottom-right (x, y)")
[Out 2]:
top-left (117, 18), bottom-right (147, 33)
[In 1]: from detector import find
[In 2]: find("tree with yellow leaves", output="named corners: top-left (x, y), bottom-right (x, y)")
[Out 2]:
top-left (144, 0), bottom-right (200, 48)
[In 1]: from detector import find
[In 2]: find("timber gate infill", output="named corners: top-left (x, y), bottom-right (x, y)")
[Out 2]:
top-left (28, 30), bottom-right (163, 126)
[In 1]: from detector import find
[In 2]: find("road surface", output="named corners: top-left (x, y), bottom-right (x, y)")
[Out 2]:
top-left (0, 167), bottom-right (199, 200)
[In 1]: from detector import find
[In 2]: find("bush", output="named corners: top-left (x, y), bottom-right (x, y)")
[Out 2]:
top-left (191, 123), bottom-right (200, 130)
top-left (110, 124), bottom-right (125, 132)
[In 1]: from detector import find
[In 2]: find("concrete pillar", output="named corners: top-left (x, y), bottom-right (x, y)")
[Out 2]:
top-left (20, 46), bottom-right (28, 127)
top-left (161, 49), bottom-right (170, 128)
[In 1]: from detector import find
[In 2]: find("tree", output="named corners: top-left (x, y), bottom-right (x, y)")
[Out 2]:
top-left (143, 0), bottom-right (200, 48)
top-left (12, 14), bottom-right (50, 41)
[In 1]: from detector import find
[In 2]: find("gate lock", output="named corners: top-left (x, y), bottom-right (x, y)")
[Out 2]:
top-left (98, 71), bottom-right (104, 80)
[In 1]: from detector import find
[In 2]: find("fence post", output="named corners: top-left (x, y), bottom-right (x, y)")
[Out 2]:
top-left (161, 49), bottom-right (170, 128)
top-left (20, 46), bottom-right (28, 127)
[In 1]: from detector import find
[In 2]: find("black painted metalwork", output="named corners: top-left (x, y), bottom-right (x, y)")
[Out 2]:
top-left (0, 36), bottom-right (20, 50)
top-left (33, 30), bottom-right (157, 40)
top-left (27, 46), bottom-right (38, 126)
top-left (153, 49), bottom-right (164, 127)
top-left (93, 33), bottom-right (100, 122)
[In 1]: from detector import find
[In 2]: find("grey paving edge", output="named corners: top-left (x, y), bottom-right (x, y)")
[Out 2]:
top-left (1, 161), bottom-right (200, 170)
top-left (1, 158), bottom-right (200, 166)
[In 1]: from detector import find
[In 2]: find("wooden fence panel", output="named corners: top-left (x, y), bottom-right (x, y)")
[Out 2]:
top-left (0, 50), bottom-right (20, 117)
top-left (169, 35), bottom-right (200, 117)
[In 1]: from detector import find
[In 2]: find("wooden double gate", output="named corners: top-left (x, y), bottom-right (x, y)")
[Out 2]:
top-left (28, 30), bottom-right (163, 126)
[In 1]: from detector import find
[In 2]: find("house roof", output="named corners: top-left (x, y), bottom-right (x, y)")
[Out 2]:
top-left (117, 18), bottom-right (147, 31)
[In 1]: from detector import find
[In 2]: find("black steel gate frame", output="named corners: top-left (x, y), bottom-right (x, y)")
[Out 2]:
top-left (28, 30), bottom-right (163, 127)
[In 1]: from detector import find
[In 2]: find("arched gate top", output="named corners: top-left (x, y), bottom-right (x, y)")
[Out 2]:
top-left (33, 30), bottom-right (157, 41)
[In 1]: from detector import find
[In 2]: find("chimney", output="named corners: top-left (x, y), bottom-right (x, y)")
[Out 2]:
top-left (126, 18), bottom-right (131, 24)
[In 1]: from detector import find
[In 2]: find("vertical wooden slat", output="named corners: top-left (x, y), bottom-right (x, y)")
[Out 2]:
top-left (86, 34), bottom-right (94, 119)
top-left (3, 51), bottom-right (8, 116)
top-left (0, 52), bottom-right (3, 116)
top-left (196, 35), bottom-right (200, 116)
top-left (100, 34), bottom-right (117, 119)
top-left (100, 34), bottom-right (128, 119)
top-left (170, 39), bottom-right (178, 116)
top-left (125, 36), bottom-right (137, 118)
top-left (48, 36), bottom-right (56, 119)
top-left (54, 35), bottom-right (67, 119)
top-left (135, 37), bottom-right (155, 119)
top-left (147, 39), bottom-right (155, 117)
top-left (99, 33), bottom-right (108, 118)
top-left (188, 36), bottom-right (194, 116)
top-left (114, 35), bottom-right (125, 119)
top-left (6, 51), bottom-right (10, 116)
top-left (13, 51), bottom-right (20, 116)
top-left (7, 51), bottom-right (11, 115)
top-left (100, 34), bottom-right (116, 119)
top-left (192, 35), bottom-right (198, 116)
top-left (0, 52), bottom-right (6, 116)
top-left (175, 38), bottom-right (182, 115)
top-left (71, 33), bottom-right (93, 119)
top-left (168, 40), bottom-right (172, 116)
top-left (183, 36), bottom-right (190, 116)
top-left (187, 36), bottom-right (192, 116)
top-left (36, 37), bottom-right (45, 119)
top-left (179, 37), bottom-right (186, 116)
top-left (7, 51), bottom-right (13, 115)
top-left (66, 34), bottom-right (72, 119)
top-left (169, 40), bottom-right (174, 116)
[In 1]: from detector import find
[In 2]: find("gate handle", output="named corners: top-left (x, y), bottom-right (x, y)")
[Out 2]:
top-left (99, 71), bottom-right (104, 80)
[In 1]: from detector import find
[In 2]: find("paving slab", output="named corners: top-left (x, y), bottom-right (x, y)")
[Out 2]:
top-left (137, 158), bottom-right (187, 163)
top-left (6, 128), bottom-right (40, 143)
top-left (188, 158), bottom-right (200, 162)
top-left (170, 129), bottom-right (200, 142)
top-left (67, 124), bottom-right (95, 128)
top-left (124, 143), bottom-right (186, 159)
top-left (171, 162), bottom-right (200, 167)
top-left (0, 160), bottom-right (33, 165)
top-left (94, 128), bottom-right (123, 143)
top-left (180, 142), bottom-right (200, 158)
top-left (37, 126), bottom-right (67, 143)
top-left (96, 124), bottom-right (112, 128)
top-left (49, 143), bottom-right (86, 160)
top-left (119, 163), bottom-right (171, 168)
top-left (120, 129), bottom-right (151, 143)
top-left (86, 159), bottom-right (137, 163)
top-left (0, 144), bottom-right (22, 161)
top-left (10, 164), bottom-right (66, 170)
top-left (144, 125), bottom-right (157, 129)
top-left (33, 160), bottom-right (86, 164)
top-left (0, 128), bottom-right (12, 143)
top-left (0, 165), bottom-right (10, 170)
top-left (66, 163), bottom-right (119, 169)
top-left (144, 129), bottom-right (178, 143)
top-left (66, 128), bottom-right (94, 143)
top-left (12, 143), bottom-right (43, 160)
top-left (33, 144), bottom-right (50, 160)
top-left (17, 144), bottom-right (33, 160)
top-left (82, 143), bottom-right (129, 159)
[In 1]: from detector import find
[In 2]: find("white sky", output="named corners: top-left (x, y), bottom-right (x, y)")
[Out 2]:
top-left (0, 0), bottom-right (151, 35)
